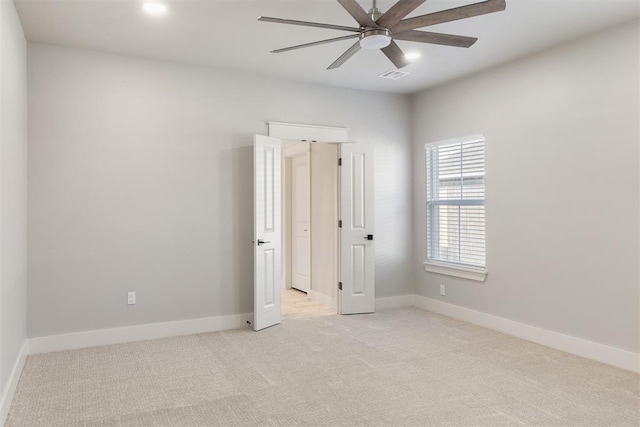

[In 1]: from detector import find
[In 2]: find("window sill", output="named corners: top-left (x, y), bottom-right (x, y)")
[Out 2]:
top-left (423, 261), bottom-right (487, 282)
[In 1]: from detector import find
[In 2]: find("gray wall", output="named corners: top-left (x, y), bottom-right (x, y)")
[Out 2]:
top-left (0, 0), bottom-right (28, 404)
top-left (27, 43), bottom-right (413, 337)
top-left (412, 21), bottom-right (640, 352)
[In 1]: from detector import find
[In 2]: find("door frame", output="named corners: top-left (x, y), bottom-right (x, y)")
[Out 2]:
top-left (270, 122), bottom-right (348, 314)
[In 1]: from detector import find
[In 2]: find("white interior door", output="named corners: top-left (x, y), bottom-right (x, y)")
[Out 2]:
top-left (254, 134), bottom-right (282, 331)
top-left (339, 142), bottom-right (375, 314)
top-left (291, 154), bottom-right (311, 293)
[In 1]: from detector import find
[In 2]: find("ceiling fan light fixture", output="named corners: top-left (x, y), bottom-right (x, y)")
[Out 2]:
top-left (359, 29), bottom-right (392, 50)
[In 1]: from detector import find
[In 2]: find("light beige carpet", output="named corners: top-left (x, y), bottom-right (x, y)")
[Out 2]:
top-left (7, 308), bottom-right (639, 426)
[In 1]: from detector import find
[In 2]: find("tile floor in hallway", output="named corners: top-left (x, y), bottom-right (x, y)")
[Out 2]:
top-left (282, 288), bottom-right (335, 319)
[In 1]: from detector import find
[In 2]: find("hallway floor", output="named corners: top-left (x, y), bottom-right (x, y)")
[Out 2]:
top-left (282, 288), bottom-right (335, 319)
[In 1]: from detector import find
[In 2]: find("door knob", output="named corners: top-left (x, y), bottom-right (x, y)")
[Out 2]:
top-left (257, 239), bottom-right (271, 245)
top-left (364, 234), bottom-right (374, 241)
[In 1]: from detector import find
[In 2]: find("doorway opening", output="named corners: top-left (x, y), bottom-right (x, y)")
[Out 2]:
top-left (281, 141), bottom-right (339, 318)
top-left (253, 126), bottom-right (375, 331)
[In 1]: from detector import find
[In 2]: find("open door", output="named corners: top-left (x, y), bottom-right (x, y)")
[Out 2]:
top-left (339, 142), bottom-right (375, 314)
top-left (291, 153), bottom-right (311, 293)
top-left (254, 135), bottom-right (282, 331)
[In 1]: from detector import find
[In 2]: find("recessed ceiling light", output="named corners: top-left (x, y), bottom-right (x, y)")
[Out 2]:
top-left (405, 52), bottom-right (421, 60)
top-left (142, 2), bottom-right (168, 15)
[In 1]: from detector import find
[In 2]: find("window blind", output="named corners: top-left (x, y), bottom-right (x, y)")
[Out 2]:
top-left (426, 137), bottom-right (485, 270)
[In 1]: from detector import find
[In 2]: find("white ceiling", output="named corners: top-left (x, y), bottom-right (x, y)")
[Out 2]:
top-left (15, 0), bottom-right (640, 94)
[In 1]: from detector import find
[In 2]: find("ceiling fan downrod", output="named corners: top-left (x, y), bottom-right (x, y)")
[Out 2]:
top-left (368, 0), bottom-right (383, 22)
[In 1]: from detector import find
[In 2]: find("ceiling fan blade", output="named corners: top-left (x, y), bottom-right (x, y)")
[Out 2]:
top-left (381, 41), bottom-right (410, 69)
top-left (393, 30), bottom-right (478, 48)
top-left (392, 0), bottom-right (506, 33)
top-left (336, 0), bottom-right (376, 27)
top-left (271, 34), bottom-right (360, 53)
top-left (327, 40), bottom-right (362, 69)
top-left (376, 0), bottom-right (426, 29)
top-left (258, 16), bottom-right (361, 33)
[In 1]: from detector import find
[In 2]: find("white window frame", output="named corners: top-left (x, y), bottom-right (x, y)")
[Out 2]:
top-left (423, 134), bottom-right (487, 282)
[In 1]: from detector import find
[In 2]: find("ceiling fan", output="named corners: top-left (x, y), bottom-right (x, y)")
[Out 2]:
top-left (258, 0), bottom-right (506, 70)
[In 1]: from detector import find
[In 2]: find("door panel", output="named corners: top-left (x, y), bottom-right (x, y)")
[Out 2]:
top-left (263, 248), bottom-right (276, 305)
top-left (340, 143), bottom-right (375, 314)
top-left (254, 135), bottom-right (282, 331)
top-left (351, 153), bottom-right (366, 229)
top-left (351, 244), bottom-right (366, 294)
top-left (291, 154), bottom-right (311, 293)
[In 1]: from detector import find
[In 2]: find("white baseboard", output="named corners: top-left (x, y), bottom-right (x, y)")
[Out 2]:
top-left (1, 340), bottom-right (28, 426)
top-left (376, 294), bottom-right (415, 310)
top-left (22, 295), bottom-right (639, 376)
top-left (308, 290), bottom-right (337, 311)
top-left (413, 295), bottom-right (640, 373)
top-left (28, 313), bottom-right (253, 355)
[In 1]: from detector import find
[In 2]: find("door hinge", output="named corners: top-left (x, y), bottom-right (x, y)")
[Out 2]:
top-left (338, 220), bottom-right (342, 228)
top-left (338, 282), bottom-right (343, 290)
top-left (338, 158), bottom-right (342, 166)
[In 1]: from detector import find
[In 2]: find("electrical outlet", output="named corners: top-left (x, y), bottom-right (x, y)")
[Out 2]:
top-left (127, 292), bottom-right (136, 305)
top-left (439, 285), bottom-right (446, 296)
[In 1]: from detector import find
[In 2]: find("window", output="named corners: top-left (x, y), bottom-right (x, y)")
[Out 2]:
top-left (425, 135), bottom-right (486, 281)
